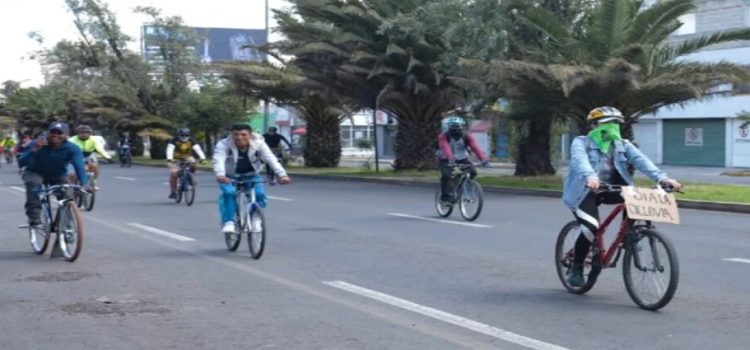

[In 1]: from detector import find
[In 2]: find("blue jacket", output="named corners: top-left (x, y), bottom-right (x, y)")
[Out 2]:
top-left (19, 140), bottom-right (89, 185)
top-left (562, 136), bottom-right (668, 209)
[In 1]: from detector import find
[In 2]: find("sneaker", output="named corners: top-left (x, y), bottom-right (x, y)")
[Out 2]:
top-left (222, 221), bottom-right (236, 234)
top-left (168, 192), bottom-right (176, 199)
top-left (566, 264), bottom-right (585, 287)
top-left (94, 185), bottom-right (100, 191)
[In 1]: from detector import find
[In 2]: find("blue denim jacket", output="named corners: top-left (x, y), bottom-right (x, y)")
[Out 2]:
top-left (562, 136), bottom-right (668, 209)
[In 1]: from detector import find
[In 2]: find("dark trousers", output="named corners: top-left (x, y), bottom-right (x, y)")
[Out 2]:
top-left (23, 172), bottom-right (67, 225)
top-left (439, 159), bottom-right (476, 199)
top-left (572, 191), bottom-right (624, 264)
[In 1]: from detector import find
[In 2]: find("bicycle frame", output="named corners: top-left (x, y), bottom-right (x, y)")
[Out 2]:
top-left (594, 204), bottom-right (655, 268)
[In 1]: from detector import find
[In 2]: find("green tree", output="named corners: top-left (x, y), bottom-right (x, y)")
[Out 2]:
top-left (275, 0), bottom-right (503, 170)
top-left (223, 61), bottom-right (353, 167)
top-left (460, 0), bottom-right (750, 175)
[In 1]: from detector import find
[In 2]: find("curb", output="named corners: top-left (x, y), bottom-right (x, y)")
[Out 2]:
top-left (132, 162), bottom-right (750, 215)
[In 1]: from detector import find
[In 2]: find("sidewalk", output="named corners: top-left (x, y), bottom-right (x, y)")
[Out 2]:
top-left (339, 156), bottom-right (749, 185)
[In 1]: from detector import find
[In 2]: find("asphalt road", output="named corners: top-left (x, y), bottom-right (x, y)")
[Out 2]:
top-left (0, 164), bottom-right (748, 350)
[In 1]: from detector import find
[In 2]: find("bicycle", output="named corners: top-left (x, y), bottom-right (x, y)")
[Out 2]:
top-left (555, 184), bottom-right (680, 310)
top-left (266, 147), bottom-right (289, 184)
top-left (174, 160), bottom-right (196, 206)
top-left (74, 162), bottom-right (96, 212)
top-left (20, 184), bottom-right (87, 262)
top-left (224, 178), bottom-right (266, 259)
top-left (434, 163), bottom-right (484, 221)
top-left (118, 146), bottom-right (132, 168)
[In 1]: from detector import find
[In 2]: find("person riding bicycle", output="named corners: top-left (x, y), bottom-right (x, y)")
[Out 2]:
top-left (18, 122), bottom-right (89, 229)
top-left (436, 116), bottom-right (489, 203)
top-left (117, 132), bottom-right (134, 161)
top-left (1, 134), bottom-right (17, 164)
top-left (562, 106), bottom-right (682, 287)
top-left (262, 126), bottom-right (292, 183)
top-left (69, 125), bottom-right (112, 189)
top-left (213, 123), bottom-right (291, 234)
top-left (167, 127), bottom-right (207, 199)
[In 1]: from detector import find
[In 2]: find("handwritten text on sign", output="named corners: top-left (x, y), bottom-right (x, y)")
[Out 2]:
top-left (621, 187), bottom-right (680, 224)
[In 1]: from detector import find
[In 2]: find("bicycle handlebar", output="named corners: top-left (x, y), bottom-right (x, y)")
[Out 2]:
top-left (33, 184), bottom-right (89, 195)
top-left (597, 184), bottom-right (682, 194)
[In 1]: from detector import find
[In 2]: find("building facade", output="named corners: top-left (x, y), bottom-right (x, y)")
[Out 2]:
top-left (639, 0), bottom-right (750, 167)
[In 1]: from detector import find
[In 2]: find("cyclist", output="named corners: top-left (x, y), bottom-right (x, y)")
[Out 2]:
top-left (118, 131), bottom-right (134, 162)
top-left (1, 134), bottom-right (16, 164)
top-left (262, 127), bottom-right (292, 183)
top-left (213, 123), bottom-right (291, 234)
top-left (166, 127), bottom-right (207, 199)
top-left (18, 122), bottom-right (89, 229)
top-left (436, 116), bottom-right (489, 203)
top-left (562, 106), bottom-right (682, 287)
top-left (69, 125), bottom-right (112, 189)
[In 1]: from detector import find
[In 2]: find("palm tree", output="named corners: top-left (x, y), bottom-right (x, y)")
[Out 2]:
top-left (273, 0), bottom-right (467, 170)
top-left (222, 61), bottom-right (354, 167)
top-left (461, 0), bottom-right (750, 175)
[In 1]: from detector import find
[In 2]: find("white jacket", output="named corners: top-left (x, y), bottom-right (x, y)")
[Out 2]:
top-left (212, 133), bottom-right (288, 178)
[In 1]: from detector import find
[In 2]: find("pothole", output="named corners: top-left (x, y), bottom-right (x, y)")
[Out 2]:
top-left (20, 271), bottom-right (100, 282)
top-left (60, 297), bottom-right (170, 317)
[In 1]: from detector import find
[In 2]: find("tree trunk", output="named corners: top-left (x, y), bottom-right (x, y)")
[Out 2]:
top-left (514, 119), bottom-right (555, 176)
top-left (392, 117), bottom-right (441, 170)
top-left (304, 115), bottom-right (341, 167)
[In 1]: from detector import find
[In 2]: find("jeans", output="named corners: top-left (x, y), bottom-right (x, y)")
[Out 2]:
top-left (218, 175), bottom-right (267, 224)
top-left (23, 172), bottom-right (67, 225)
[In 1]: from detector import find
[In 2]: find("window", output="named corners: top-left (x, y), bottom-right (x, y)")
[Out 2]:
top-left (675, 13), bottom-right (696, 35)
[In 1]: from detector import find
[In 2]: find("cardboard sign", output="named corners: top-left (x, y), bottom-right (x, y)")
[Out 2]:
top-left (621, 187), bottom-right (680, 224)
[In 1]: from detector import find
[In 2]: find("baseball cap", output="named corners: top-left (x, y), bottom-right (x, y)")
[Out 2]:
top-left (48, 122), bottom-right (70, 134)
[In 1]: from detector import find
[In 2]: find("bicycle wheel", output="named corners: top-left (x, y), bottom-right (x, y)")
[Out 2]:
top-left (175, 175), bottom-right (184, 204)
top-left (247, 208), bottom-right (266, 259)
top-left (84, 177), bottom-right (96, 211)
top-left (623, 229), bottom-right (679, 310)
top-left (459, 179), bottom-right (483, 221)
top-left (29, 201), bottom-right (52, 254)
top-left (225, 195), bottom-right (245, 251)
top-left (434, 184), bottom-right (453, 217)
top-left (185, 173), bottom-right (196, 206)
top-left (555, 221), bottom-right (601, 294)
top-left (58, 203), bottom-right (84, 262)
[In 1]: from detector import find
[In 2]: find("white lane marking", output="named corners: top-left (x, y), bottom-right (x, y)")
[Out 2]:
top-left (387, 213), bottom-right (493, 228)
top-left (115, 176), bottom-right (136, 181)
top-left (268, 195), bottom-right (294, 202)
top-left (723, 258), bottom-right (750, 264)
top-left (324, 281), bottom-right (568, 350)
top-left (127, 223), bottom-right (195, 242)
top-left (163, 182), bottom-right (170, 186)
top-left (11, 186), bottom-right (25, 193)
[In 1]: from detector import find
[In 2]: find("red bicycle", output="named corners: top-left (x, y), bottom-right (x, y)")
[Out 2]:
top-left (555, 185), bottom-right (680, 310)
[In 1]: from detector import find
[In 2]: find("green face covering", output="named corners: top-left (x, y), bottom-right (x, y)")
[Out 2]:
top-left (588, 123), bottom-right (622, 153)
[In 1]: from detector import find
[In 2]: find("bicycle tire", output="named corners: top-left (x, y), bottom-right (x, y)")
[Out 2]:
top-left (434, 184), bottom-right (453, 217)
top-left (555, 221), bottom-right (600, 294)
top-left (226, 194), bottom-right (245, 251)
top-left (175, 174), bottom-right (184, 204)
top-left (248, 208), bottom-right (266, 259)
top-left (185, 173), bottom-right (196, 206)
top-left (459, 179), bottom-right (483, 221)
top-left (58, 203), bottom-right (84, 262)
top-left (84, 177), bottom-right (96, 211)
top-left (29, 201), bottom-right (52, 254)
top-left (623, 229), bottom-right (679, 311)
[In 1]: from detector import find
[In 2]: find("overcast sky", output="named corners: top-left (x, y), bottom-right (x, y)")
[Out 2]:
top-left (0, 0), bottom-right (290, 86)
